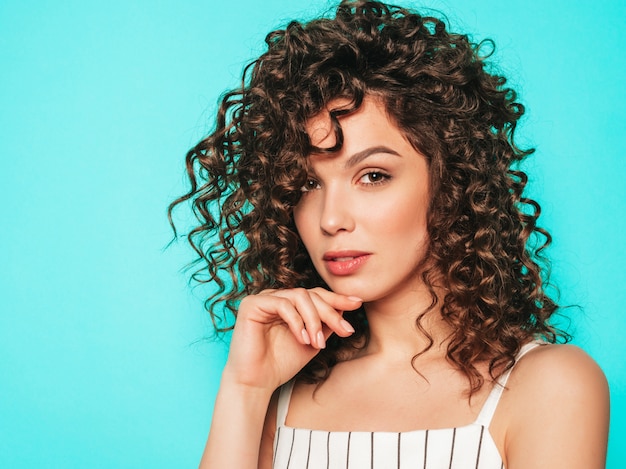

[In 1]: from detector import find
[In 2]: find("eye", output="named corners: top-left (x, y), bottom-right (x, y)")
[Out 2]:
top-left (300, 178), bottom-right (321, 192)
top-left (359, 171), bottom-right (390, 185)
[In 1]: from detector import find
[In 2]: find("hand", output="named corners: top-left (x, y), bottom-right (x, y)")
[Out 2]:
top-left (222, 287), bottom-right (362, 392)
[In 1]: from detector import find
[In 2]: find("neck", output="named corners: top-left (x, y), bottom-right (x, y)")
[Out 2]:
top-left (362, 285), bottom-right (452, 360)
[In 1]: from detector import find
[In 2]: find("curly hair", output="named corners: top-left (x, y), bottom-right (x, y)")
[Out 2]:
top-left (170, 0), bottom-right (568, 393)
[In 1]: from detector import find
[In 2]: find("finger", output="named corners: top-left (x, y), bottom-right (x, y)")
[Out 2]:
top-left (240, 294), bottom-right (310, 346)
top-left (309, 287), bottom-right (363, 313)
top-left (271, 289), bottom-right (325, 349)
top-left (308, 291), bottom-right (357, 343)
top-left (256, 288), bottom-right (363, 348)
top-left (294, 288), bottom-right (362, 347)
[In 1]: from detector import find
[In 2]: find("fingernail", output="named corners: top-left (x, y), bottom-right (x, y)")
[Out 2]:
top-left (340, 319), bottom-right (355, 334)
top-left (317, 331), bottom-right (326, 349)
top-left (347, 296), bottom-right (363, 302)
top-left (301, 328), bottom-right (311, 345)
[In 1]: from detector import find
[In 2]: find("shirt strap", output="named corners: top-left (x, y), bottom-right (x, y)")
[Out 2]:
top-left (474, 341), bottom-right (544, 427)
top-left (276, 380), bottom-right (296, 428)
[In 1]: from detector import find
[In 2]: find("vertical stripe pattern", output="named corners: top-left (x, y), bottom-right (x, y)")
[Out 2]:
top-left (272, 424), bottom-right (504, 469)
top-left (448, 427), bottom-right (457, 469)
top-left (325, 432), bottom-right (330, 469)
top-left (396, 433), bottom-right (401, 469)
top-left (305, 431), bottom-right (312, 469)
top-left (272, 345), bottom-right (544, 468)
top-left (286, 429), bottom-right (295, 469)
top-left (370, 432), bottom-right (374, 469)
top-left (273, 427), bottom-right (280, 468)
top-left (475, 426), bottom-right (485, 469)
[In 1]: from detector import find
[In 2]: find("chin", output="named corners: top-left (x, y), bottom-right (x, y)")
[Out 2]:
top-left (326, 281), bottom-right (379, 302)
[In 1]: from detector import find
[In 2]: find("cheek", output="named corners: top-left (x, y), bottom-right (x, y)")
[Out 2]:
top-left (293, 205), bottom-right (314, 249)
top-left (372, 201), bottom-right (430, 258)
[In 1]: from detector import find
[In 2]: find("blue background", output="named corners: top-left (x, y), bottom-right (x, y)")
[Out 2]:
top-left (1, 0), bottom-right (624, 467)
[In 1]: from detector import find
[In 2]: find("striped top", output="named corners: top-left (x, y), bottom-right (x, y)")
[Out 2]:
top-left (273, 343), bottom-right (541, 469)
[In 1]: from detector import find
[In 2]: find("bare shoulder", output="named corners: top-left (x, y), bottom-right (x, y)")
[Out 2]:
top-left (509, 343), bottom-right (608, 399)
top-left (501, 344), bottom-right (609, 469)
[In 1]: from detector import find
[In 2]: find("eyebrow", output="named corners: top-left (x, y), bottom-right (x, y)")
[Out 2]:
top-left (344, 145), bottom-right (401, 169)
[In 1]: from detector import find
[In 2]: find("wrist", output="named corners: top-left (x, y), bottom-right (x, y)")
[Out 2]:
top-left (219, 367), bottom-right (277, 401)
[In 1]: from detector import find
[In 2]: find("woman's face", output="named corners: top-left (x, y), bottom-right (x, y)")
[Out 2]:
top-left (293, 97), bottom-right (431, 303)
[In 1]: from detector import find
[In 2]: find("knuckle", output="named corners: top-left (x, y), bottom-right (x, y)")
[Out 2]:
top-left (309, 291), bottom-right (323, 303)
top-left (275, 297), bottom-right (292, 310)
top-left (238, 295), bottom-right (253, 309)
top-left (292, 287), bottom-right (308, 298)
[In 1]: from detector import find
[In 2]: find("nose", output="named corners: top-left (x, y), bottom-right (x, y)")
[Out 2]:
top-left (319, 188), bottom-right (355, 236)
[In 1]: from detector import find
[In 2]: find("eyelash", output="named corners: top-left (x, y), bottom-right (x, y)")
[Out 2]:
top-left (300, 178), bottom-right (321, 193)
top-left (359, 170), bottom-right (391, 185)
top-left (300, 170), bottom-right (391, 193)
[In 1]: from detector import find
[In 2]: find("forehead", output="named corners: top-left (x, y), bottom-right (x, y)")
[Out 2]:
top-left (303, 96), bottom-right (431, 182)
top-left (305, 98), bottom-right (351, 149)
top-left (305, 96), bottom-right (399, 150)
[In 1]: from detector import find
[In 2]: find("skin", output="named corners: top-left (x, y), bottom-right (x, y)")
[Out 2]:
top-left (199, 97), bottom-right (609, 469)
top-left (294, 97), bottom-right (431, 309)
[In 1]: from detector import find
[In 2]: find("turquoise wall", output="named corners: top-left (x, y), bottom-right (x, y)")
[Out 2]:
top-left (1, 0), bottom-right (624, 467)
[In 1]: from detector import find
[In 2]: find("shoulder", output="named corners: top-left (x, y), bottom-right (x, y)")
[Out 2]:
top-left (500, 343), bottom-right (609, 469)
top-left (497, 343), bottom-right (609, 425)
top-left (509, 343), bottom-right (608, 400)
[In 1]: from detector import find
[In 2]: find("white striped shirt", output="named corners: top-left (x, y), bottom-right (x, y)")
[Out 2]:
top-left (273, 343), bottom-right (541, 469)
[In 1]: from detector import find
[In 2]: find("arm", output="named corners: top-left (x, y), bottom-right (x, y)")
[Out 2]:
top-left (198, 288), bottom-right (361, 469)
top-left (199, 379), bottom-right (274, 468)
top-left (504, 344), bottom-right (609, 469)
top-left (258, 390), bottom-right (279, 469)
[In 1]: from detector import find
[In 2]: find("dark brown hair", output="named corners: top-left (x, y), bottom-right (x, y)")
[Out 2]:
top-left (170, 0), bottom-right (568, 393)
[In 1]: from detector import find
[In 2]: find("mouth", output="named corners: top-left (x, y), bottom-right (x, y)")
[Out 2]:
top-left (323, 250), bottom-right (370, 260)
top-left (322, 251), bottom-right (371, 276)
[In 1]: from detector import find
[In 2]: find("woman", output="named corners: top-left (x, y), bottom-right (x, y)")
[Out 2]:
top-left (171, 1), bottom-right (609, 467)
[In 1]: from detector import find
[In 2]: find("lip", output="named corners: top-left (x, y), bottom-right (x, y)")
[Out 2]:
top-left (322, 250), bottom-right (371, 276)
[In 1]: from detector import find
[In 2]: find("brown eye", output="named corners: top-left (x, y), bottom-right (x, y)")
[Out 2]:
top-left (301, 178), bottom-right (320, 192)
top-left (359, 171), bottom-right (390, 185)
